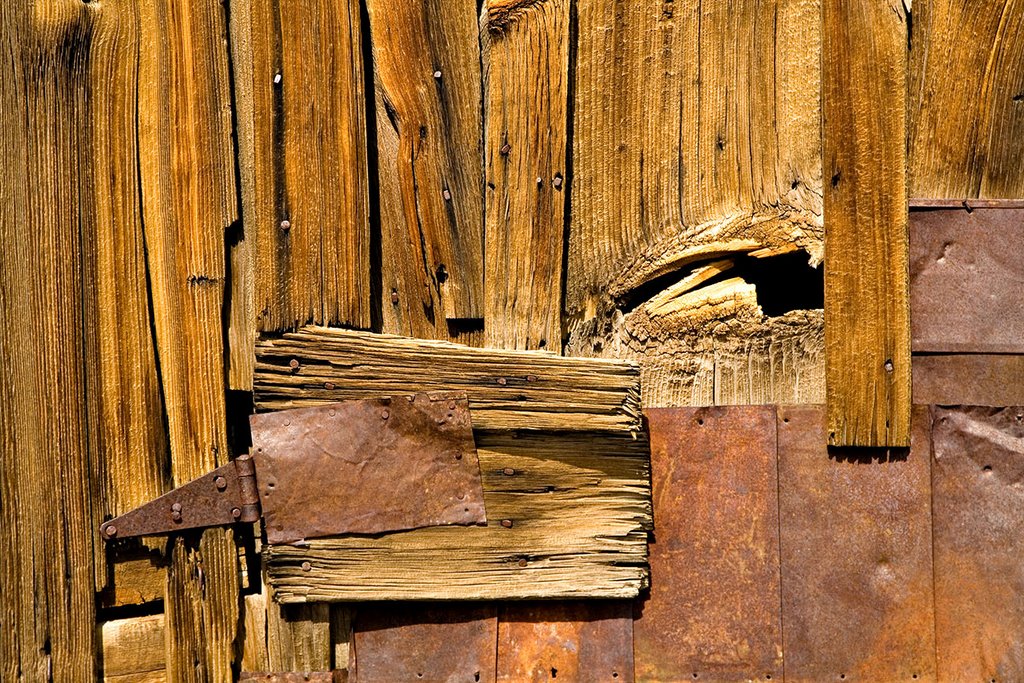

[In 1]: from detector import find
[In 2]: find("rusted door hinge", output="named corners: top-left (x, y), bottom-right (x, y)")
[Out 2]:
top-left (100, 391), bottom-right (487, 544)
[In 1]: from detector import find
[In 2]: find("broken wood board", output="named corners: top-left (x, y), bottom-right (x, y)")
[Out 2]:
top-left (367, 0), bottom-right (484, 338)
top-left (823, 0), bottom-right (910, 447)
top-left (932, 406), bottom-right (1024, 683)
top-left (264, 428), bottom-right (651, 601)
top-left (778, 405), bottom-right (936, 682)
top-left (255, 327), bottom-right (642, 433)
top-left (909, 0), bottom-right (1024, 199)
top-left (636, 406), bottom-right (783, 683)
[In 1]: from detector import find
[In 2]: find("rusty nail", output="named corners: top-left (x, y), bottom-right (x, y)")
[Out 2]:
top-left (503, 467), bottom-right (516, 476)
top-left (500, 143), bottom-right (511, 156)
top-left (104, 524), bottom-right (117, 537)
top-left (517, 559), bottom-right (528, 567)
top-left (289, 358), bottom-right (300, 371)
top-left (280, 219), bottom-right (291, 232)
top-left (884, 359), bottom-right (894, 373)
top-left (171, 511), bottom-right (182, 522)
top-left (301, 561), bottom-right (312, 572)
top-left (527, 375), bottom-right (538, 382)
top-left (433, 69), bottom-right (442, 79)
top-left (214, 476), bottom-right (227, 491)
top-left (536, 177), bottom-right (543, 186)
top-left (552, 175), bottom-right (563, 189)
top-left (497, 377), bottom-right (507, 385)
top-left (231, 507), bottom-right (241, 519)
top-left (329, 408), bottom-right (336, 417)
top-left (501, 519), bottom-right (513, 528)
top-left (442, 188), bottom-right (452, 201)
top-left (382, 409), bottom-right (390, 419)
top-left (324, 381), bottom-right (335, 390)
top-left (449, 401), bottom-right (457, 410)
top-left (391, 289), bottom-right (400, 305)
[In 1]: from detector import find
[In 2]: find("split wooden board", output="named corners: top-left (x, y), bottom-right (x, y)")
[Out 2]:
top-left (255, 327), bottom-right (651, 602)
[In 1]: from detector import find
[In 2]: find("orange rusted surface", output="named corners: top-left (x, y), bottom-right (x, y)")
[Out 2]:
top-left (496, 602), bottom-right (633, 682)
top-left (636, 406), bottom-right (783, 683)
top-left (778, 405), bottom-right (936, 683)
top-left (932, 406), bottom-right (1024, 683)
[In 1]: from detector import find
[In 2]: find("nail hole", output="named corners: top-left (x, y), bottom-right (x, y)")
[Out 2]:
top-left (783, 417), bottom-right (790, 424)
top-left (697, 419), bottom-right (704, 426)
top-left (436, 264), bottom-right (448, 283)
top-left (983, 465), bottom-right (993, 473)
top-left (551, 667), bottom-right (557, 678)
top-left (831, 171), bottom-right (841, 188)
top-left (840, 675), bottom-right (846, 680)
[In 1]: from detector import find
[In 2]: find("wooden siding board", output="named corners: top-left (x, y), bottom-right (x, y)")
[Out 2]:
top-left (822, 0), bottom-right (911, 447)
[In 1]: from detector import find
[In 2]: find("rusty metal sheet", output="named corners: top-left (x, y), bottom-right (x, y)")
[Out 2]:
top-left (635, 406), bottom-right (782, 683)
top-left (496, 602), bottom-right (633, 682)
top-left (932, 405), bottom-right (1024, 683)
top-left (239, 673), bottom-right (343, 682)
top-left (913, 354), bottom-right (1024, 406)
top-left (777, 405), bottom-right (936, 683)
top-left (351, 604), bottom-right (497, 683)
top-left (250, 391), bottom-right (486, 544)
top-left (910, 203), bottom-right (1024, 353)
top-left (100, 454), bottom-right (260, 540)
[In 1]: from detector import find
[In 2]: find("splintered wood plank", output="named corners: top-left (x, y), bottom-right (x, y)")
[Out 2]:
top-left (265, 429), bottom-right (651, 601)
top-left (234, 0), bottom-right (370, 342)
top-left (822, 0), bottom-right (910, 447)
top-left (636, 407), bottom-right (783, 683)
top-left (0, 1), bottom-right (98, 677)
top-left (931, 406), bottom-right (1024, 683)
top-left (255, 327), bottom-right (642, 433)
top-left (482, 0), bottom-right (569, 350)
top-left (100, 615), bottom-right (167, 683)
top-left (778, 405), bottom-right (936, 682)
top-left (568, 0), bottom-right (824, 320)
top-left (137, 0), bottom-right (240, 677)
top-left (368, 0), bottom-right (485, 337)
top-left (352, 605), bottom-right (498, 683)
top-left (910, 0), bottom-right (1024, 198)
top-left (497, 602), bottom-right (634, 682)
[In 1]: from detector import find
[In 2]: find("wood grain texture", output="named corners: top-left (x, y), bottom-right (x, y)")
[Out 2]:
top-left (255, 327), bottom-right (642, 433)
top-left (265, 429), bottom-right (651, 601)
top-left (823, 0), bottom-right (910, 447)
top-left (482, 0), bottom-right (569, 350)
top-left (0, 1), bottom-right (99, 677)
top-left (234, 0), bottom-right (370, 343)
top-left (100, 615), bottom-right (167, 683)
top-left (568, 0), bottom-right (824, 321)
top-left (368, 0), bottom-right (485, 338)
top-left (136, 0), bottom-right (240, 677)
top-left (910, 0), bottom-right (1024, 199)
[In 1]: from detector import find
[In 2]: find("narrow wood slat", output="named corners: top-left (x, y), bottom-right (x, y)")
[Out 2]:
top-left (909, 0), bottom-right (1024, 199)
top-left (255, 327), bottom-right (642, 433)
top-left (823, 0), bottom-right (910, 446)
top-left (265, 430), bottom-right (651, 601)
top-left (137, 0), bottom-right (240, 677)
top-left (0, 1), bottom-right (98, 677)
top-left (368, 0), bottom-right (485, 337)
top-left (482, 0), bottom-right (569, 350)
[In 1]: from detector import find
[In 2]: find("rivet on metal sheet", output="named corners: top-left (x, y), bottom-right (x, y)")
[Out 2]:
top-left (215, 476), bottom-right (227, 491)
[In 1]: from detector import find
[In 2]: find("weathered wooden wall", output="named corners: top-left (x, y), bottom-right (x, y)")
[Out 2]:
top-left (0, 0), bottom-right (1022, 679)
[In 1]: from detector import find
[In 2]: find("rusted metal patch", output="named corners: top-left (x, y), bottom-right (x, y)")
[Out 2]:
top-left (910, 202), bottom-right (1024, 353)
top-left (778, 405), bottom-right (936, 682)
top-left (351, 604), bottom-right (497, 683)
top-left (913, 354), bottom-right (1024, 406)
top-left (250, 391), bottom-right (486, 544)
top-left (635, 406), bottom-right (782, 683)
top-left (496, 602), bottom-right (633, 682)
top-left (932, 405), bottom-right (1024, 683)
top-left (100, 455), bottom-right (260, 540)
top-left (238, 673), bottom-right (343, 682)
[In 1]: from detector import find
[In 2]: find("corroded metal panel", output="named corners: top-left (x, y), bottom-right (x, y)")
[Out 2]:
top-left (351, 605), bottom-right (497, 683)
top-left (239, 673), bottom-right (342, 682)
top-left (496, 602), bottom-right (633, 682)
top-left (913, 354), bottom-right (1024, 406)
top-left (250, 391), bottom-right (485, 544)
top-left (636, 406), bottom-right (782, 683)
top-left (910, 203), bottom-right (1024, 353)
top-left (932, 406), bottom-right (1024, 683)
top-left (777, 405), bottom-right (936, 683)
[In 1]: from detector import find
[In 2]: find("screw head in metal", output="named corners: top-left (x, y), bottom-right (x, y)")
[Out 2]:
top-left (381, 409), bottom-right (390, 419)
top-left (503, 467), bottom-right (515, 476)
top-left (449, 401), bottom-right (457, 410)
top-left (280, 219), bottom-right (291, 232)
top-left (302, 561), bottom-right (312, 572)
top-left (171, 511), bottom-right (182, 522)
top-left (289, 358), bottom-right (300, 371)
top-left (231, 507), bottom-right (242, 519)
top-left (171, 502), bottom-right (182, 512)
top-left (104, 524), bottom-right (117, 537)
top-left (214, 476), bottom-right (227, 491)
top-left (501, 519), bottom-right (513, 528)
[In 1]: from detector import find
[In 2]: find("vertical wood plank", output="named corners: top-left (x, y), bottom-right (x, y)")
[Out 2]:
top-left (909, 0), bottom-right (1024, 199)
top-left (822, 0), bottom-right (910, 447)
top-left (137, 0), bottom-right (241, 677)
top-left (482, 0), bottom-right (569, 350)
top-left (0, 1), bottom-right (98, 678)
top-left (368, 0), bottom-right (485, 339)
